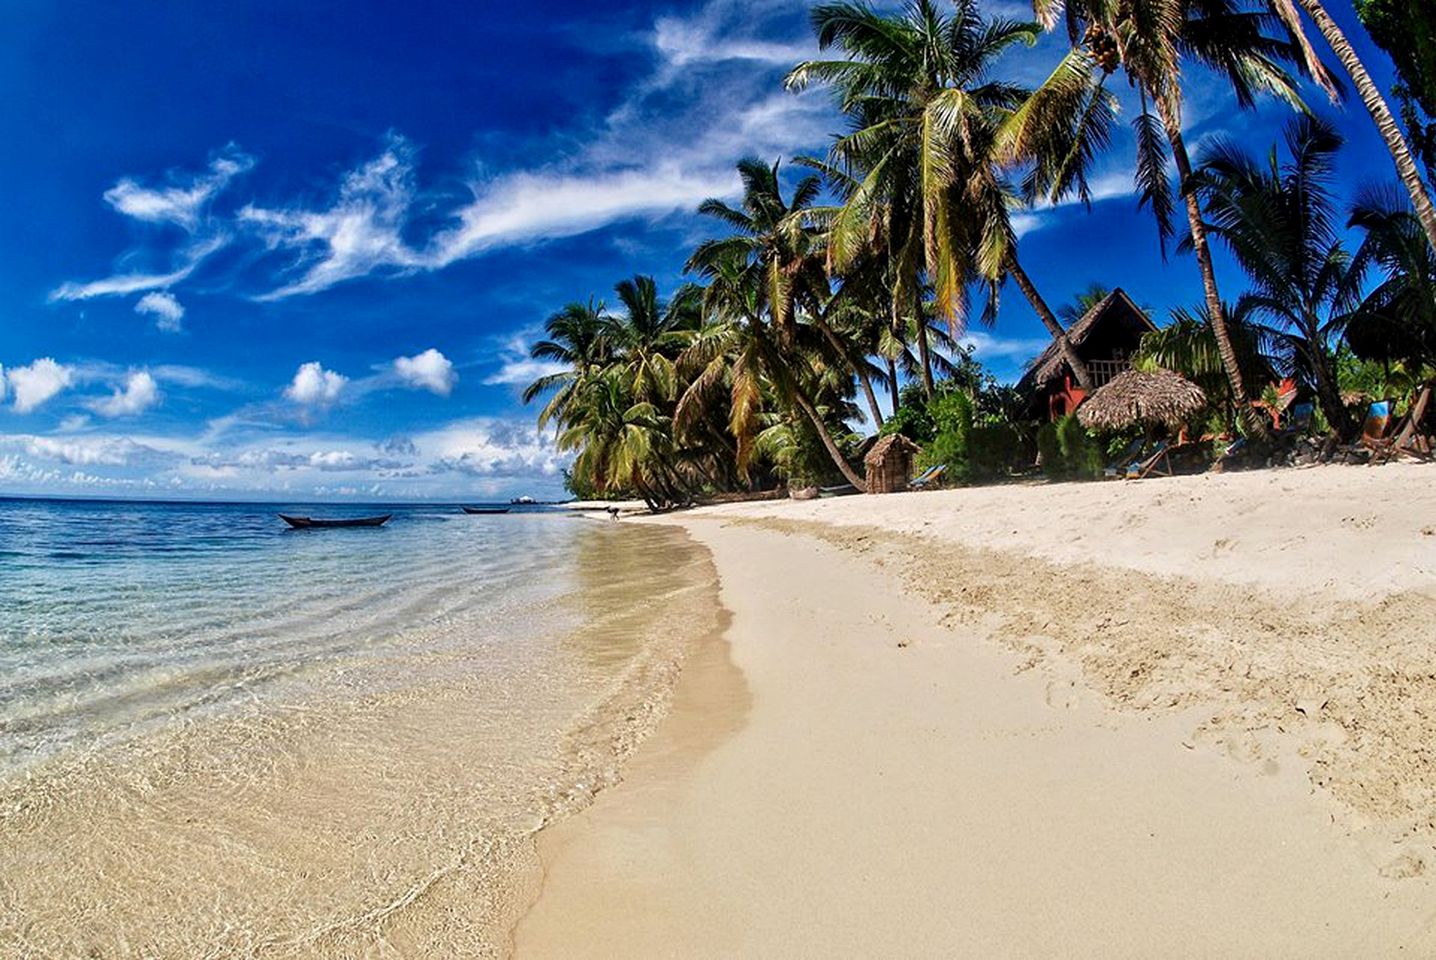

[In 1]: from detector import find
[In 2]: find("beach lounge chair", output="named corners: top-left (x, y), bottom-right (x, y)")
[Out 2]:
top-left (1104, 437), bottom-right (1146, 479)
top-left (1360, 399), bottom-right (1394, 445)
top-left (1126, 440), bottom-right (1171, 479)
top-left (909, 463), bottom-right (946, 490)
top-left (1369, 384), bottom-right (1434, 462)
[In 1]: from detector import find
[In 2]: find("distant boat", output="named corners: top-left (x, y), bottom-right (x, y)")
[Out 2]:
top-left (279, 514), bottom-right (391, 529)
top-left (510, 495), bottom-right (535, 504)
top-left (461, 506), bottom-right (510, 515)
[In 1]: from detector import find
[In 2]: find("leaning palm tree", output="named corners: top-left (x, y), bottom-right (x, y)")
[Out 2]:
top-left (1031, 0), bottom-right (1328, 429)
top-left (678, 255), bottom-right (869, 490)
top-left (688, 157), bottom-right (889, 427)
top-left (1188, 115), bottom-right (1358, 434)
top-left (1265, 0), bottom-right (1436, 253)
top-left (786, 0), bottom-right (1112, 395)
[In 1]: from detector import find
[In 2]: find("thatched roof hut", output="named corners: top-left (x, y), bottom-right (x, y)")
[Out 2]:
top-left (1076, 369), bottom-right (1207, 432)
top-left (864, 434), bottom-right (921, 494)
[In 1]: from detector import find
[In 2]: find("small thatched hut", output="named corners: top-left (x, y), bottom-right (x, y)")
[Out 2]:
top-left (864, 434), bottom-right (921, 494)
top-left (1076, 369), bottom-right (1207, 433)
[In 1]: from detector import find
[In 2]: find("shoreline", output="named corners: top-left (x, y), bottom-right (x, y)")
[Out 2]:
top-left (514, 464), bottom-right (1436, 956)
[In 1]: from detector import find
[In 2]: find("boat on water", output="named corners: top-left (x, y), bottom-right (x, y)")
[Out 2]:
top-left (461, 506), bottom-right (510, 515)
top-left (279, 514), bottom-right (391, 529)
top-left (510, 495), bottom-right (535, 505)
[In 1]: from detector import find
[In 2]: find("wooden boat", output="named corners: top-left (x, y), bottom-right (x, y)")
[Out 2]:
top-left (279, 514), bottom-right (391, 529)
top-left (461, 506), bottom-right (510, 515)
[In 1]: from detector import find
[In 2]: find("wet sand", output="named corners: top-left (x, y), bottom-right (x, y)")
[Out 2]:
top-left (516, 465), bottom-right (1436, 957)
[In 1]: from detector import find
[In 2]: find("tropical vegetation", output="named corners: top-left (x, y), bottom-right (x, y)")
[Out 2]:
top-left (523, 0), bottom-right (1436, 507)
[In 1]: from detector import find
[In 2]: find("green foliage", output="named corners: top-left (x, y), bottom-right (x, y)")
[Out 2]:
top-left (1356, 0), bottom-right (1436, 179)
top-left (1036, 414), bottom-right (1102, 481)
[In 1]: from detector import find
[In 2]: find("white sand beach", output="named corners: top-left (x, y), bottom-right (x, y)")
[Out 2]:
top-left (515, 464), bottom-right (1436, 957)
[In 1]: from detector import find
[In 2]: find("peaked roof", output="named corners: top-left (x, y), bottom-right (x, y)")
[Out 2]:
top-left (1016, 288), bottom-right (1157, 391)
top-left (864, 433), bottom-right (920, 465)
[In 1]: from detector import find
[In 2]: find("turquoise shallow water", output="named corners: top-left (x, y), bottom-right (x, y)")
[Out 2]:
top-left (0, 498), bottom-right (588, 770)
top-left (0, 496), bottom-right (720, 955)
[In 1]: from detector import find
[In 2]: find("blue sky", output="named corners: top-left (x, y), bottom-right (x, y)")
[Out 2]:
top-left (0, 0), bottom-right (1408, 500)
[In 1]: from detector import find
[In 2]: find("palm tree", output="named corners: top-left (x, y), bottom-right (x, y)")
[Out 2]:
top-left (608, 274), bottom-right (694, 405)
top-left (688, 157), bottom-right (888, 427)
top-left (522, 298), bottom-right (614, 429)
top-left (679, 255), bottom-right (869, 490)
top-left (555, 370), bottom-right (677, 510)
top-left (786, 0), bottom-right (1109, 395)
top-left (1266, 0), bottom-right (1436, 253)
top-left (1133, 302), bottom-right (1272, 421)
top-left (1056, 284), bottom-right (1114, 325)
top-left (1189, 115), bottom-right (1358, 434)
top-left (1031, 0), bottom-right (1325, 430)
top-left (1345, 184), bottom-right (1436, 373)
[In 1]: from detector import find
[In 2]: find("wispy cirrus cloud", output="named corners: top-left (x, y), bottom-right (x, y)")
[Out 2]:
top-left (103, 148), bottom-right (254, 231)
top-left (49, 235), bottom-right (227, 302)
top-left (240, 138), bottom-right (422, 300)
top-left (49, 0), bottom-right (836, 307)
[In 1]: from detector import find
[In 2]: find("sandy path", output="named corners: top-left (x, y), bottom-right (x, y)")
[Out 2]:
top-left (515, 504), bottom-right (1436, 957)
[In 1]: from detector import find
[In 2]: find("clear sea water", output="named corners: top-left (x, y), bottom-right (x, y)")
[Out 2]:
top-left (0, 496), bottom-right (719, 956)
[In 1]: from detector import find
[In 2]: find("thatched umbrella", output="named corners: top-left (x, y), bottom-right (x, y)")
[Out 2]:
top-left (1076, 369), bottom-right (1207, 432)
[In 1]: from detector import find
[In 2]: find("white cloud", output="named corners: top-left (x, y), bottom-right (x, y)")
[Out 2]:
top-left (135, 291), bottom-right (186, 332)
top-left (959, 330), bottom-right (1054, 362)
top-left (7, 359), bottom-right (75, 413)
top-left (484, 332), bottom-right (566, 387)
top-left (420, 418), bottom-right (562, 477)
top-left (241, 138), bottom-right (421, 299)
top-left (283, 361), bottom-right (348, 406)
top-left (103, 149), bottom-right (253, 231)
top-left (393, 348), bottom-right (457, 396)
top-left (50, 235), bottom-right (227, 302)
top-left (90, 371), bottom-right (160, 418)
top-left (3, 433), bottom-right (170, 467)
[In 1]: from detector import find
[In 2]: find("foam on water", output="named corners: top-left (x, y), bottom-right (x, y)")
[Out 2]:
top-left (0, 499), bottom-right (721, 957)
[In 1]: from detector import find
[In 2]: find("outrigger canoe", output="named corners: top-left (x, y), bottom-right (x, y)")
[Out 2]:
top-left (279, 514), bottom-right (391, 529)
top-left (461, 506), bottom-right (510, 515)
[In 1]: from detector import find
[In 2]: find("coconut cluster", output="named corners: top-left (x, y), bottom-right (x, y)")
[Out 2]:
top-left (1083, 25), bottom-right (1121, 74)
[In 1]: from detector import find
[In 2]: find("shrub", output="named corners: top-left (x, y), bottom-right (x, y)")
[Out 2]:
top-left (1037, 414), bottom-right (1102, 481)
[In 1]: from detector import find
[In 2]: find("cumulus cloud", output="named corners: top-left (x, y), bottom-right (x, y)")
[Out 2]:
top-left (90, 371), bottom-right (160, 418)
top-left (283, 361), bottom-right (348, 406)
top-left (103, 148), bottom-right (253, 231)
top-left (135, 291), bottom-right (186, 332)
top-left (7, 359), bottom-right (75, 413)
top-left (421, 418), bottom-right (561, 478)
top-left (393, 348), bottom-right (457, 395)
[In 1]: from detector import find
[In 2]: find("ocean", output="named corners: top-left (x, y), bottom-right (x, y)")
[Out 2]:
top-left (0, 497), bottom-right (719, 957)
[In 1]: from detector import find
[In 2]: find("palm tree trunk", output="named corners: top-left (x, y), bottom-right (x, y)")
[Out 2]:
top-left (1156, 95), bottom-right (1264, 435)
top-left (1304, 335), bottom-right (1352, 439)
top-left (1292, 0), bottom-right (1436, 254)
top-left (886, 357), bottom-right (900, 411)
top-left (1006, 253), bottom-right (1095, 393)
top-left (915, 322), bottom-right (936, 397)
top-left (790, 389), bottom-right (868, 491)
